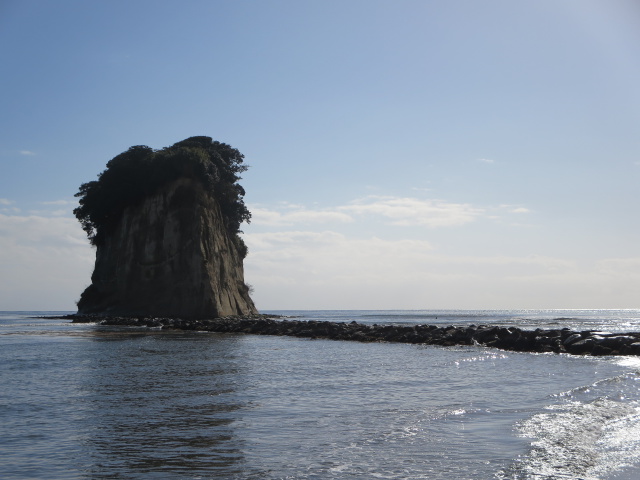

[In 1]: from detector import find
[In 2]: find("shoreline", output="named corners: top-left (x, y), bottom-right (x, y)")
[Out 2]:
top-left (56, 314), bottom-right (640, 356)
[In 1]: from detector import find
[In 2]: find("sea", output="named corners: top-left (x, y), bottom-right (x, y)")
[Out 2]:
top-left (2, 309), bottom-right (640, 480)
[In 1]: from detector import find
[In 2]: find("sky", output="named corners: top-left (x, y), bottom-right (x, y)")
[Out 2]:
top-left (1, 0), bottom-right (639, 311)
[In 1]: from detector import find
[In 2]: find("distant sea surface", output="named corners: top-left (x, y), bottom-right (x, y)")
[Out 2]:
top-left (2, 309), bottom-right (640, 479)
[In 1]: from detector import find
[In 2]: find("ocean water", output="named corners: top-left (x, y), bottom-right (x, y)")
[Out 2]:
top-left (2, 310), bottom-right (640, 480)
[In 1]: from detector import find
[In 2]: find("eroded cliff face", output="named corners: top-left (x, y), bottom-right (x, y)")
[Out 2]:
top-left (77, 178), bottom-right (257, 318)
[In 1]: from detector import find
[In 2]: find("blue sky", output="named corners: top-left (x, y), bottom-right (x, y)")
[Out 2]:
top-left (1, 0), bottom-right (639, 310)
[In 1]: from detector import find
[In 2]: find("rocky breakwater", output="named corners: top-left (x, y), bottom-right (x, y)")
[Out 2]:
top-left (70, 315), bottom-right (640, 356)
top-left (73, 137), bottom-right (257, 318)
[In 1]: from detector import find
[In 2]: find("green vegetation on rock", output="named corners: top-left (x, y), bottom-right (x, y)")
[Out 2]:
top-left (73, 136), bottom-right (251, 254)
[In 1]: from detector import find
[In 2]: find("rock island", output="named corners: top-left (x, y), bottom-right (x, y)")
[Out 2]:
top-left (74, 136), bottom-right (257, 318)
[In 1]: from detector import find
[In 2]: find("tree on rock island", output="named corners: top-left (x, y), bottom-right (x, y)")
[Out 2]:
top-left (74, 136), bottom-right (258, 318)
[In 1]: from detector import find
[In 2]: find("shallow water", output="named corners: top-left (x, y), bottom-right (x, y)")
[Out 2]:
top-left (2, 310), bottom-right (640, 479)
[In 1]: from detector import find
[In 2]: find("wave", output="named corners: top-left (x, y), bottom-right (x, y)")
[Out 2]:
top-left (499, 395), bottom-right (640, 479)
top-left (552, 371), bottom-right (640, 399)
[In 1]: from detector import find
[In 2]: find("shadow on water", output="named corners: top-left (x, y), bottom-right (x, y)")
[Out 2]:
top-left (75, 329), bottom-right (251, 479)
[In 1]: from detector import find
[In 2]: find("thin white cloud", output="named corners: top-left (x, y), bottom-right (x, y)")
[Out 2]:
top-left (0, 199), bottom-right (19, 214)
top-left (251, 196), bottom-right (530, 230)
top-left (250, 204), bottom-right (353, 226)
top-left (28, 209), bottom-right (73, 217)
top-left (42, 199), bottom-right (77, 206)
top-left (0, 213), bottom-right (94, 310)
top-left (0, 208), bottom-right (21, 214)
top-left (19, 150), bottom-right (36, 156)
top-left (596, 257), bottom-right (640, 276)
top-left (477, 158), bottom-right (495, 164)
top-left (498, 204), bottom-right (531, 214)
top-left (341, 196), bottom-right (483, 227)
top-left (243, 228), bottom-right (639, 309)
top-left (245, 230), bottom-right (572, 280)
top-left (0, 214), bottom-right (88, 247)
top-left (244, 230), bottom-right (436, 293)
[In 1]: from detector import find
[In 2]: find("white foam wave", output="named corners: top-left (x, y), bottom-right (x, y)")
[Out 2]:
top-left (553, 372), bottom-right (640, 399)
top-left (614, 356), bottom-right (640, 369)
top-left (501, 398), bottom-right (640, 479)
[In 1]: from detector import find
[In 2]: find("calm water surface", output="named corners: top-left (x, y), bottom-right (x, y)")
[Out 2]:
top-left (2, 310), bottom-right (640, 479)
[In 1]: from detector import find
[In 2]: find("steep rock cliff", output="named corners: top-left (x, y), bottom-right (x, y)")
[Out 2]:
top-left (77, 177), bottom-right (257, 318)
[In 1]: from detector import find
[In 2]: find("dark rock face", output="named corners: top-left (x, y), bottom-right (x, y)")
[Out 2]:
top-left (77, 178), bottom-right (257, 318)
top-left (69, 315), bottom-right (640, 356)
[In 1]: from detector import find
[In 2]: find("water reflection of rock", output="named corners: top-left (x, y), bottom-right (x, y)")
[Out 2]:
top-left (77, 331), bottom-right (250, 478)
